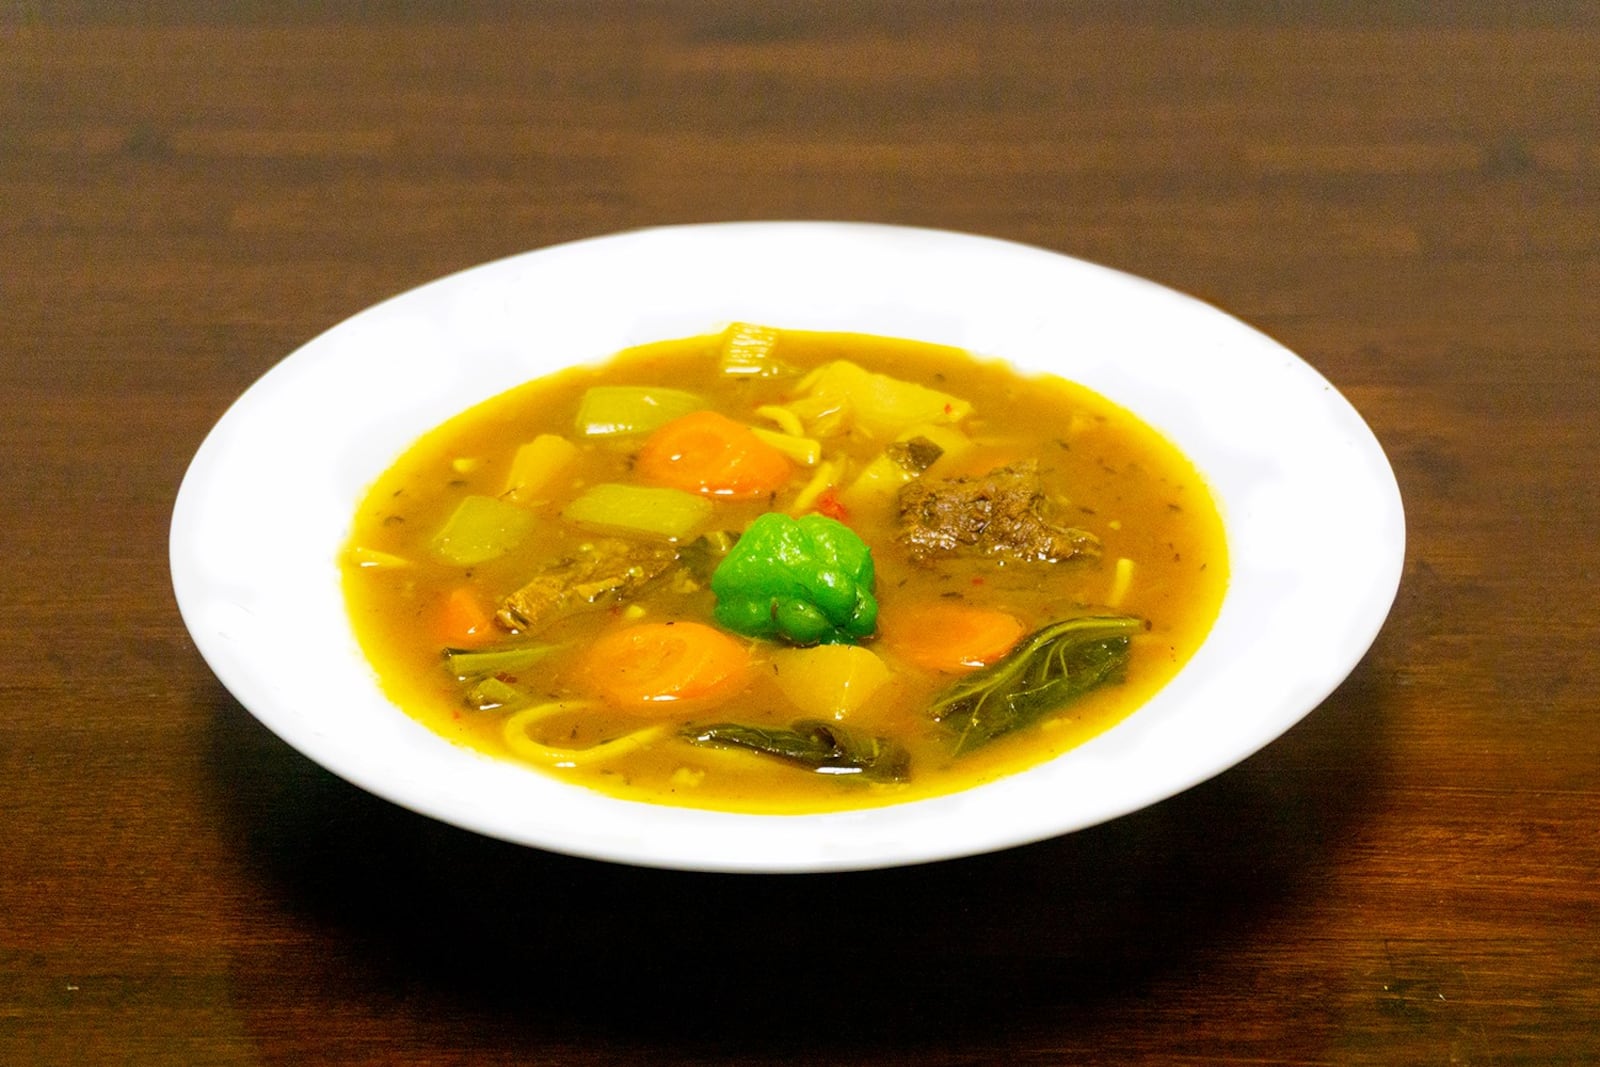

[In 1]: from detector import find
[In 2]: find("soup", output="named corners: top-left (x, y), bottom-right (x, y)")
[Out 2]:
top-left (341, 326), bottom-right (1227, 813)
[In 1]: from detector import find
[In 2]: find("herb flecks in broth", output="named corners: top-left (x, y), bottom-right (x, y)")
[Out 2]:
top-left (341, 325), bottom-right (1228, 813)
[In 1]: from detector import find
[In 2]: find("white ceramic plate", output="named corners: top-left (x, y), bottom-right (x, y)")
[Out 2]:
top-left (171, 222), bottom-right (1404, 873)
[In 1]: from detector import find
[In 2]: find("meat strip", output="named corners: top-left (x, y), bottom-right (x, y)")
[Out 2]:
top-left (496, 538), bottom-right (678, 633)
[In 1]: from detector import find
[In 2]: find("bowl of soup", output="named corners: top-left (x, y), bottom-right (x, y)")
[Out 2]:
top-left (170, 222), bottom-right (1404, 872)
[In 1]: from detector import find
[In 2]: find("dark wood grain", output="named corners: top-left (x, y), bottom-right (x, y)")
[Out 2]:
top-left (3, 2), bottom-right (1598, 1063)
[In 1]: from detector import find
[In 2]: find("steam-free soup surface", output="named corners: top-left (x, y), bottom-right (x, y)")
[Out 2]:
top-left (342, 327), bottom-right (1227, 813)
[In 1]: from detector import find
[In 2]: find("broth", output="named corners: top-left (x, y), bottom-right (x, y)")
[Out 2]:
top-left (341, 327), bottom-right (1227, 812)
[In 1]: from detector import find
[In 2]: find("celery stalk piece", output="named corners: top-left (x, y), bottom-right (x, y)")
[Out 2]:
top-left (718, 322), bottom-right (790, 377)
top-left (445, 643), bottom-right (558, 682)
top-left (463, 674), bottom-right (526, 712)
top-left (574, 386), bottom-right (706, 437)
top-left (561, 483), bottom-right (713, 541)
top-left (430, 495), bottom-right (538, 565)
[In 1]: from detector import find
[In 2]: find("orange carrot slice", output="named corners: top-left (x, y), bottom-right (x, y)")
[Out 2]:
top-left (634, 411), bottom-right (793, 500)
top-left (439, 586), bottom-right (496, 648)
top-left (581, 621), bottom-right (751, 710)
top-left (879, 600), bottom-right (1026, 673)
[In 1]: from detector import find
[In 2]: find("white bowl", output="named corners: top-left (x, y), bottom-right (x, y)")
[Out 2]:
top-left (170, 222), bottom-right (1404, 873)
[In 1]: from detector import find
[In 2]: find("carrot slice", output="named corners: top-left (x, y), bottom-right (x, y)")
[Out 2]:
top-left (439, 586), bottom-right (496, 648)
top-left (581, 621), bottom-right (751, 710)
top-left (878, 600), bottom-right (1026, 673)
top-left (634, 411), bottom-right (793, 500)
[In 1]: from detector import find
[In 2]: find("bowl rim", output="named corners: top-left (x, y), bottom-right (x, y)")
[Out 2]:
top-left (170, 221), bottom-right (1405, 872)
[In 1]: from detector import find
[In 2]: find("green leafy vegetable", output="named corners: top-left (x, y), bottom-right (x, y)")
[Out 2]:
top-left (684, 719), bottom-right (910, 782)
top-left (444, 643), bottom-right (557, 683)
top-left (930, 614), bottom-right (1145, 755)
top-left (710, 512), bottom-right (878, 645)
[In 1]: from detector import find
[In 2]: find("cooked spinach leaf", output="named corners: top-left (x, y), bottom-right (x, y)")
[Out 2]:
top-left (444, 643), bottom-right (558, 683)
top-left (683, 719), bottom-right (911, 782)
top-left (930, 614), bottom-right (1145, 756)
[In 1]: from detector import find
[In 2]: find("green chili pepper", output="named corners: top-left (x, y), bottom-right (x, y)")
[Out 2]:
top-left (710, 513), bottom-right (878, 645)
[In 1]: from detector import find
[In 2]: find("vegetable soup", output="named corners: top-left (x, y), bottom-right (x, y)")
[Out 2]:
top-left (341, 326), bottom-right (1228, 813)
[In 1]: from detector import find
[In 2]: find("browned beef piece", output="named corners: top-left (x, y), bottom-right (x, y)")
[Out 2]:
top-left (896, 461), bottom-right (1101, 564)
top-left (495, 538), bottom-right (678, 633)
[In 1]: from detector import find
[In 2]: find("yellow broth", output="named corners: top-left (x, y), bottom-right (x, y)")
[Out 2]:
top-left (341, 329), bottom-right (1228, 812)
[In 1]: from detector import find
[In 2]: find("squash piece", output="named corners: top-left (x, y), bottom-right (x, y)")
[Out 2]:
top-left (792, 360), bottom-right (972, 439)
top-left (838, 426), bottom-right (972, 513)
top-left (431, 495), bottom-right (538, 565)
top-left (503, 433), bottom-right (580, 503)
top-left (574, 386), bottom-right (705, 437)
top-left (770, 644), bottom-right (893, 720)
top-left (561, 483), bottom-right (713, 541)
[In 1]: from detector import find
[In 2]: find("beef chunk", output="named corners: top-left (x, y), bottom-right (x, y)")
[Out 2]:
top-left (896, 461), bottom-right (1101, 564)
top-left (496, 538), bottom-right (678, 632)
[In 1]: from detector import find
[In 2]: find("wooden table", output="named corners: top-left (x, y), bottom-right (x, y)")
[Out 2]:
top-left (5, 3), bottom-right (1598, 1063)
